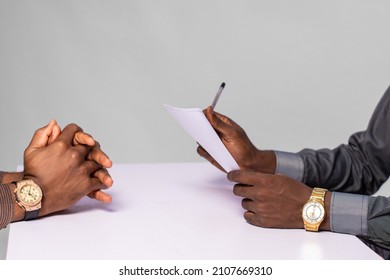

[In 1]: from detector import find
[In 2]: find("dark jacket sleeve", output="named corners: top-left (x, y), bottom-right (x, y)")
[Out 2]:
top-left (299, 87), bottom-right (390, 194)
top-left (298, 88), bottom-right (390, 256)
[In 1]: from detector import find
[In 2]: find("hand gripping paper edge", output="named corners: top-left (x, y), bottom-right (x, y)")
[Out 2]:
top-left (164, 104), bottom-right (240, 172)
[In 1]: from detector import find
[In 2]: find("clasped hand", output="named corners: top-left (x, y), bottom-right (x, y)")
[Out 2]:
top-left (22, 120), bottom-right (113, 217)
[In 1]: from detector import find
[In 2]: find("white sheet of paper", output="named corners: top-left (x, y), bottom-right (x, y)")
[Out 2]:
top-left (164, 104), bottom-right (239, 172)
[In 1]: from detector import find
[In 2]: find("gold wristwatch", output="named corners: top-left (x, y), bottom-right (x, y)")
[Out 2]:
top-left (14, 180), bottom-right (43, 221)
top-left (302, 187), bottom-right (327, 231)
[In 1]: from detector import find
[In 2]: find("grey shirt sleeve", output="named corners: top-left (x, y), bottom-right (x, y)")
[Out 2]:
top-left (274, 150), bottom-right (304, 181)
top-left (330, 192), bottom-right (368, 236)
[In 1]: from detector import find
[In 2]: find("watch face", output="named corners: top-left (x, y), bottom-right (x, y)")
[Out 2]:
top-left (302, 201), bottom-right (325, 224)
top-left (18, 184), bottom-right (43, 206)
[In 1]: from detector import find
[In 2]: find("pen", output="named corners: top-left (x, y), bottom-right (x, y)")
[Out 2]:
top-left (211, 82), bottom-right (226, 109)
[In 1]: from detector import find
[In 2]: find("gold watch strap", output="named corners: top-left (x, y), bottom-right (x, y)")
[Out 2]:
top-left (311, 187), bottom-right (327, 202)
top-left (305, 223), bottom-right (321, 231)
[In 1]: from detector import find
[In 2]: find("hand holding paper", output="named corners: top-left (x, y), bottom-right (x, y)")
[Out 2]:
top-left (164, 104), bottom-right (239, 172)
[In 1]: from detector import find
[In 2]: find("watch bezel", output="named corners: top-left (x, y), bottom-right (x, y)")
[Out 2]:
top-left (15, 180), bottom-right (43, 208)
top-left (302, 200), bottom-right (325, 225)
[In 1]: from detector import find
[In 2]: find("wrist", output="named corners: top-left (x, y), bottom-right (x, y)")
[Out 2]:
top-left (1, 172), bottom-right (23, 184)
top-left (9, 182), bottom-right (25, 222)
top-left (245, 150), bottom-right (276, 174)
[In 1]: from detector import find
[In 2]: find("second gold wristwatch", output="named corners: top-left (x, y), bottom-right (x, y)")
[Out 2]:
top-left (302, 187), bottom-right (327, 232)
top-left (14, 180), bottom-right (43, 220)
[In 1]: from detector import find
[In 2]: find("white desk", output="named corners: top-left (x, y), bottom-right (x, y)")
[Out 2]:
top-left (6, 163), bottom-right (381, 260)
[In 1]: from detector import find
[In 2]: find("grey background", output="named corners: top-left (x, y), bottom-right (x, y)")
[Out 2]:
top-left (1, 0), bottom-right (390, 258)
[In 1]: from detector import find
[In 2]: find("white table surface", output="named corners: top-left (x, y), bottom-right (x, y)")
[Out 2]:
top-left (6, 163), bottom-right (382, 260)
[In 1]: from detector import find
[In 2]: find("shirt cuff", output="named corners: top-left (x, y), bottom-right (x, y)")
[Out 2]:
top-left (273, 151), bottom-right (304, 182)
top-left (0, 171), bottom-right (5, 184)
top-left (0, 183), bottom-right (13, 229)
top-left (330, 192), bottom-right (368, 236)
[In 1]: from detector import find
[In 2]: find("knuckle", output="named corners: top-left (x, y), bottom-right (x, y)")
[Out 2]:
top-left (68, 123), bottom-right (79, 129)
top-left (78, 163), bottom-right (88, 174)
top-left (34, 128), bottom-right (45, 137)
top-left (257, 176), bottom-right (270, 186)
top-left (53, 139), bottom-right (67, 151)
top-left (66, 123), bottom-right (82, 133)
top-left (70, 150), bottom-right (84, 162)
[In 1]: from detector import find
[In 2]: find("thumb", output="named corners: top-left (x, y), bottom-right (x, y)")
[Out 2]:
top-left (25, 120), bottom-right (58, 154)
top-left (205, 106), bottom-right (237, 136)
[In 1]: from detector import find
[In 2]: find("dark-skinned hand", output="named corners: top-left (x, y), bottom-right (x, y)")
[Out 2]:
top-left (197, 106), bottom-right (276, 173)
top-left (21, 122), bottom-right (111, 218)
top-left (228, 170), bottom-right (331, 230)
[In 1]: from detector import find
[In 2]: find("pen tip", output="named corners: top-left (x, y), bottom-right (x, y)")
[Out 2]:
top-left (221, 82), bottom-right (226, 88)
